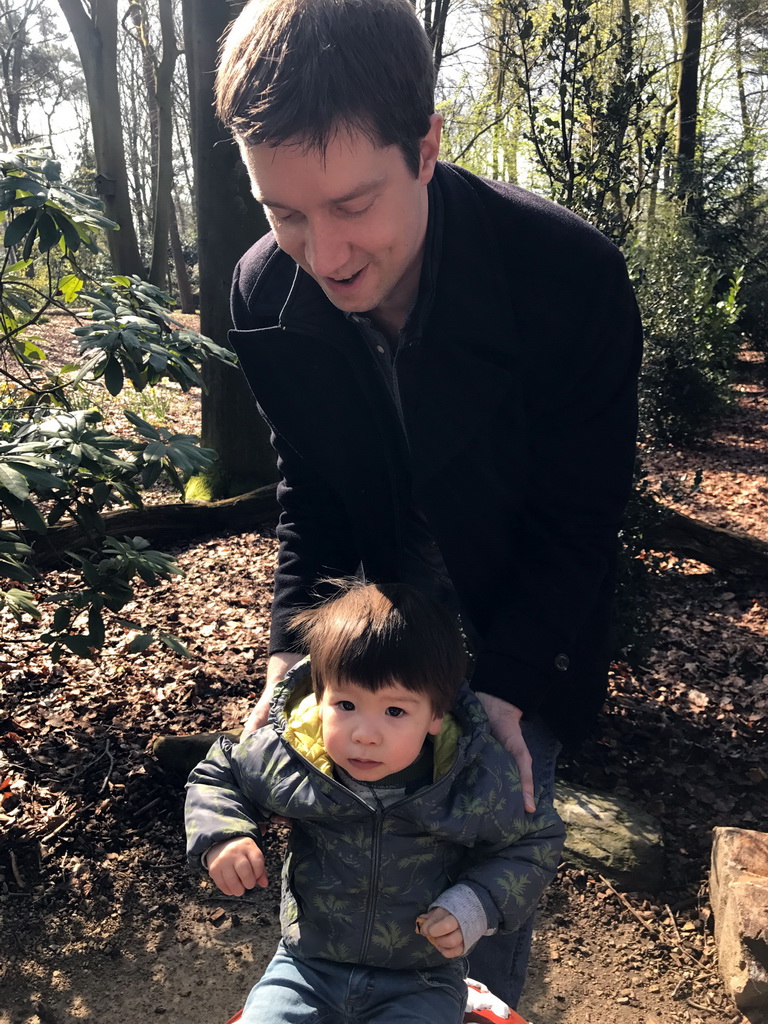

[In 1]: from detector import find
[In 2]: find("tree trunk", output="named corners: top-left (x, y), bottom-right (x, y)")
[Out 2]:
top-left (0, 3), bottom-right (29, 147)
top-left (57, 0), bottom-right (144, 277)
top-left (734, 19), bottom-right (755, 191)
top-left (646, 101), bottom-right (674, 229)
top-left (169, 197), bottom-right (195, 313)
top-left (149, 0), bottom-right (177, 288)
top-left (675, 0), bottom-right (704, 215)
top-left (181, 0), bottom-right (278, 498)
top-left (124, 0), bottom-right (177, 289)
top-left (422, 0), bottom-right (452, 75)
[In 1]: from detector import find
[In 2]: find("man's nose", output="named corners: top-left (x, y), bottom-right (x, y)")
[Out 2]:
top-left (304, 219), bottom-right (351, 278)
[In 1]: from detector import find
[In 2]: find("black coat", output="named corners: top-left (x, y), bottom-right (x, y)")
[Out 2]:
top-left (228, 162), bottom-right (642, 745)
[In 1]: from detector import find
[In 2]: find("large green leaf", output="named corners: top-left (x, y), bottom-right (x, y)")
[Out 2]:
top-left (59, 272), bottom-right (84, 303)
top-left (51, 209), bottom-right (81, 252)
top-left (104, 356), bottom-right (124, 397)
top-left (159, 634), bottom-right (193, 658)
top-left (0, 463), bottom-right (30, 501)
top-left (0, 557), bottom-right (35, 583)
top-left (36, 212), bottom-right (61, 253)
top-left (1, 588), bottom-right (40, 620)
top-left (3, 207), bottom-right (36, 248)
top-left (0, 174), bottom-right (46, 195)
top-left (87, 607), bottom-right (106, 649)
top-left (129, 633), bottom-right (154, 653)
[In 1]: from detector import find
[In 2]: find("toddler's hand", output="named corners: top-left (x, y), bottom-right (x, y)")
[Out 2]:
top-left (206, 837), bottom-right (268, 896)
top-left (416, 908), bottom-right (464, 958)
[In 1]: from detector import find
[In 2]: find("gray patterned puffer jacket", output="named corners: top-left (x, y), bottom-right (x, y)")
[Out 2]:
top-left (185, 661), bottom-right (564, 970)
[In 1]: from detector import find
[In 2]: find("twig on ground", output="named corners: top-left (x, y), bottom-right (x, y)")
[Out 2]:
top-left (133, 796), bottom-right (162, 816)
top-left (665, 904), bottom-right (718, 978)
top-left (665, 902), bottom-right (684, 944)
top-left (98, 739), bottom-right (115, 794)
top-left (672, 976), bottom-right (689, 999)
top-left (686, 998), bottom-right (721, 1013)
top-left (41, 803), bottom-right (94, 843)
top-left (9, 848), bottom-right (25, 888)
top-left (597, 873), bottom-right (658, 937)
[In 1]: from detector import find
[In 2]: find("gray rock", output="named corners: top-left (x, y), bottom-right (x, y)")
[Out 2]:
top-left (710, 826), bottom-right (768, 1011)
top-left (554, 781), bottom-right (665, 892)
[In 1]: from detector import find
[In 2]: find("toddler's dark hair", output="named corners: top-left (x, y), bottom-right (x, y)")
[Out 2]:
top-left (290, 581), bottom-right (466, 716)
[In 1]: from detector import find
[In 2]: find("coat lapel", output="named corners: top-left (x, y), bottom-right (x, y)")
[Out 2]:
top-left (398, 163), bottom-right (524, 479)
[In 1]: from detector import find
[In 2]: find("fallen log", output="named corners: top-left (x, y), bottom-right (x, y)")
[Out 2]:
top-left (32, 484), bottom-right (280, 567)
top-left (643, 501), bottom-right (768, 577)
top-left (27, 489), bottom-right (768, 577)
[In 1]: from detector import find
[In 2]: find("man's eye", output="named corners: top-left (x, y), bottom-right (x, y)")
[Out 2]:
top-left (339, 201), bottom-right (373, 218)
top-left (385, 706), bottom-right (405, 718)
top-left (338, 700), bottom-right (355, 711)
top-left (269, 210), bottom-right (295, 225)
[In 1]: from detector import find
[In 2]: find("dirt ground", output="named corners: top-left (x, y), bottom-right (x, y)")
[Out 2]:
top-left (1, 325), bottom-right (767, 1024)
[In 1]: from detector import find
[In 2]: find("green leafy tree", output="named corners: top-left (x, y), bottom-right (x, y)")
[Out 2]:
top-left (629, 216), bottom-right (743, 444)
top-left (0, 150), bottom-right (235, 659)
top-left (500, 0), bottom-right (661, 244)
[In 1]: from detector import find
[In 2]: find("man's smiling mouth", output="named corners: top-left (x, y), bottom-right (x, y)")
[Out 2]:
top-left (329, 268), bottom-right (364, 284)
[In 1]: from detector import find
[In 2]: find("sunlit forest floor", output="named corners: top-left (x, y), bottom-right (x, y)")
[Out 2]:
top-left (1, 324), bottom-right (767, 1024)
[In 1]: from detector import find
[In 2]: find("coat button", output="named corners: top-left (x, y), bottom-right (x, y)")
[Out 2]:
top-left (554, 653), bottom-right (569, 672)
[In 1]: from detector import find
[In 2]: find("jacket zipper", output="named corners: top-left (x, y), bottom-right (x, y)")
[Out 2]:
top-left (359, 806), bottom-right (384, 962)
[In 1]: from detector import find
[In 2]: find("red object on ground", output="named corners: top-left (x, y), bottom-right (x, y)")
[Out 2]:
top-left (464, 977), bottom-right (530, 1023)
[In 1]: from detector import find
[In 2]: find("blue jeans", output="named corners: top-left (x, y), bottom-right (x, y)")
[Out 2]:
top-left (240, 942), bottom-right (469, 1024)
top-left (467, 715), bottom-right (561, 1009)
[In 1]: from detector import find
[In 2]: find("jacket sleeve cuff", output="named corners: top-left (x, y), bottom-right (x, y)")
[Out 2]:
top-left (430, 883), bottom-right (497, 953)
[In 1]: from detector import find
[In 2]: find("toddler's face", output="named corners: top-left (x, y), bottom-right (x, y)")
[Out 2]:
top-left (318, 679), bottom-right (443, 782)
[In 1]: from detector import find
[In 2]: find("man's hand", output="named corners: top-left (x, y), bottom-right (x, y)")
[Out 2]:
top-left (241, 652), bottom-right (303, 737)
top-left (475, 692), bottom-right (535, 813)
top-left (206, 837), bottom-right (268, 896)
top-left (416, 908), bottom-right (464, 958)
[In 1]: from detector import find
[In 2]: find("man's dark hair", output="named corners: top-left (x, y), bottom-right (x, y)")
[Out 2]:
top-left (216, 0), bottom-right (436, 176)
top-left (290, 581), bottom-right (466, 716)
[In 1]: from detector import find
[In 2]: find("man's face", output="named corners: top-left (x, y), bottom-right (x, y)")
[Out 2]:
top-left (318, 679), bottom-right (443, 782)
top-left (239, 116), bottom-right (441, 331)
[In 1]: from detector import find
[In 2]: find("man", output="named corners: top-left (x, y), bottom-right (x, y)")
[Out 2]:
top-left (213, 0), bottom-right (642, 1006)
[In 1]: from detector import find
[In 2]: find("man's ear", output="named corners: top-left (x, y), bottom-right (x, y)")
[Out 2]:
top-left (418, 113), bottom-right (443, 185)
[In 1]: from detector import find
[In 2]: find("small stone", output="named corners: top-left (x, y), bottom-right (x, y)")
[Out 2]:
top-left (209, 908), bottom-right (227, 927)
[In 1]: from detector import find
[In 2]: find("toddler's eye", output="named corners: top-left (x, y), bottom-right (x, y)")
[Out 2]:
top-left (386, 706), bottom-right (405, 717)
top-left (338, 700), bottom-right (356, 711)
